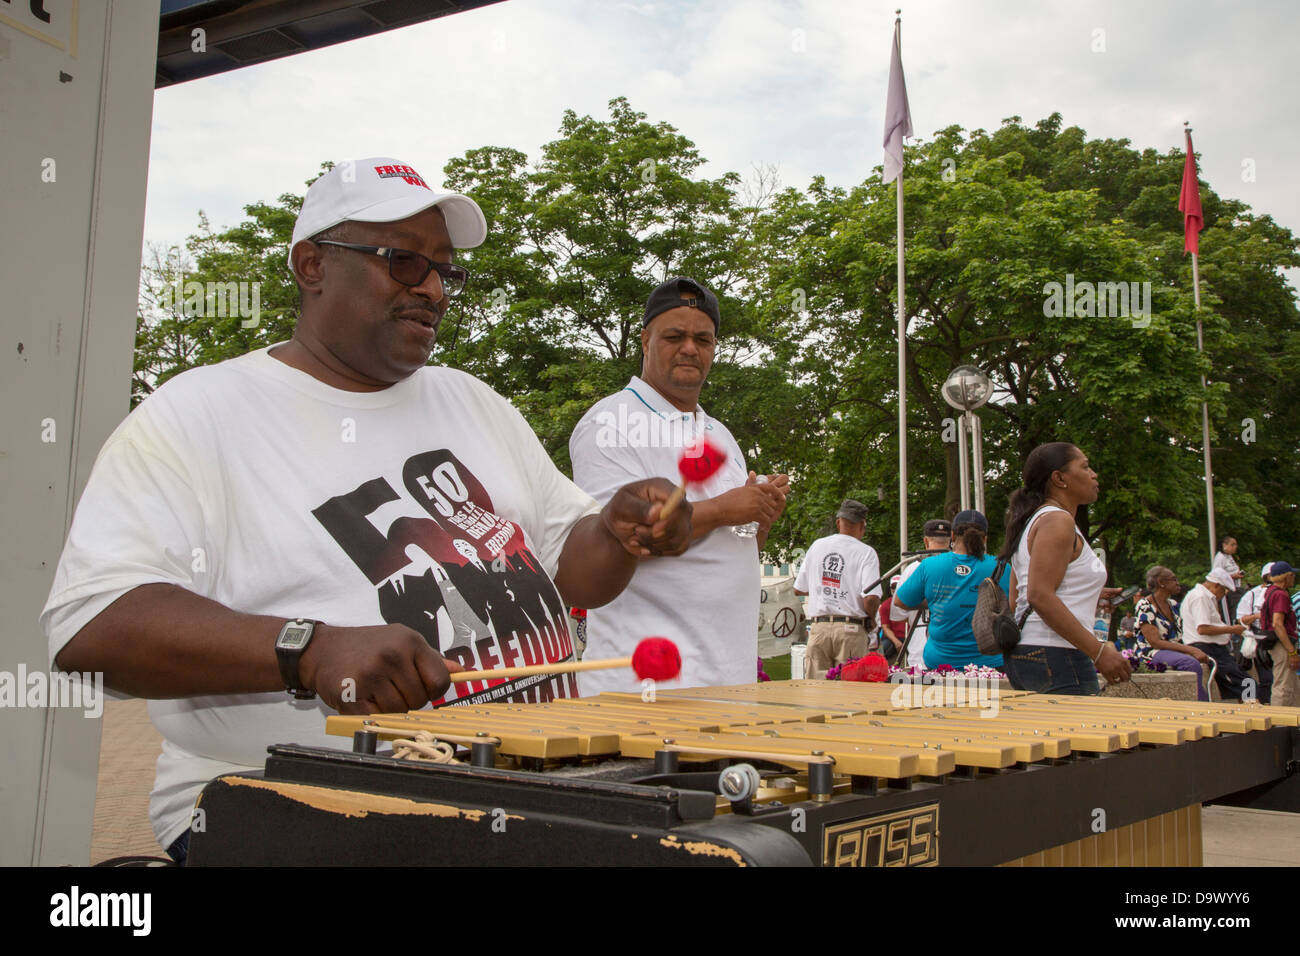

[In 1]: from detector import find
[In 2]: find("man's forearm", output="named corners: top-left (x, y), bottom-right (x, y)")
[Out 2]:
top-left (1196, 624), bottom-right (1239, 636)
top-left (54, 583), bottom-right (288, 698)
top-left (553, 513), bottom-right (639, 609)
top-left (686, 495), bottom-right (739, 540)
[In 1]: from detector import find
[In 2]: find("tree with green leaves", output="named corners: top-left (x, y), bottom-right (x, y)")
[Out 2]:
top-left (132, 107), bottom-right (1299, 592)
top-left (438, 97), bottom-right (772, 466)
top-left (747, 113), bottom-right (1299, 587)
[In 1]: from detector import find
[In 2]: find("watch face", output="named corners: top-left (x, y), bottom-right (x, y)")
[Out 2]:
top-left (280, 626), bottom-right (311, 650)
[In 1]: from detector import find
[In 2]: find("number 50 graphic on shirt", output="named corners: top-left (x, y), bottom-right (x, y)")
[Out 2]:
top-left (311, 450), bottom-right (573, 685)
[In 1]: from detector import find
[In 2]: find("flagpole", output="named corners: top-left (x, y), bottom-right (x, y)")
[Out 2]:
top-left (1193, 252), bottom-right (1216, 563)
top-left (1186, 122), bottom-right (1216, 565)
top-left (897, 159), bottom-right (908, 558)
top-left (894, 11), bottom-right (908, 558)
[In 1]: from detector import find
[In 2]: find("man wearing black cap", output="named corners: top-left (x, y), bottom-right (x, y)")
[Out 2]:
top-left (794, 500), bottom-right (882, 679)
top-left (889, 518), bottom-right (952, 667)
top-left (570, 277), bottom-right (789, 694)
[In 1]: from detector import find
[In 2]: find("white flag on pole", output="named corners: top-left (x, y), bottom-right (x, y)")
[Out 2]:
top-left (882, 18), bottom-right (913, 184)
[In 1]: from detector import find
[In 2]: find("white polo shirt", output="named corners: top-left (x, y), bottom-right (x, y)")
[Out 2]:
top-left (1181, 582), bottom-right (1228, 646)
top-left (569, 376), bottom-right (759, 695)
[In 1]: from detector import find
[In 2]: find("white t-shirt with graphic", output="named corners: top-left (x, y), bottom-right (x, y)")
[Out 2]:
top-left (41, 346), bottom-right (598, 849)
top-left (796, 534), bottom-right (882, 619)
top-left (569, 376), bottom-right (759, 696)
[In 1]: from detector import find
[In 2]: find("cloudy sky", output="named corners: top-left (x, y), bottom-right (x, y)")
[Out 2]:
top-left (144, 0), bottom-right (1300, 289)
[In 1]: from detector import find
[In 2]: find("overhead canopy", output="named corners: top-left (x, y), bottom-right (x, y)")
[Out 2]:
top-left (156, 0), bottom-right (504, 87)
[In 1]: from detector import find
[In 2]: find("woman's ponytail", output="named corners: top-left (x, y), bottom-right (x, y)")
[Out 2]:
top-left (999, 442), bottom-right (1081, 561)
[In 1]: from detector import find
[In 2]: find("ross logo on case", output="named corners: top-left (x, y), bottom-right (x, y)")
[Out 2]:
top-left (822, 804), bottom-right (939, 866)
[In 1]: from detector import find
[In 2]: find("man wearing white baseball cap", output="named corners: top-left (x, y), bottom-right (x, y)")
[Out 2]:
top-left (41, 156), bottom-right (693, 864)
top-left (1180, 567), bottom-right (1250, 700)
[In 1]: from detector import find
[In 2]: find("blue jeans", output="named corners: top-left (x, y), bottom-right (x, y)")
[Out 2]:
top-left (1003, 644), bottom-right (1100, 696)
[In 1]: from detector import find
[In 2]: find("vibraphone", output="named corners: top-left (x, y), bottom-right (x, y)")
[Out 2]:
top-left (188, 680), bottom-right (1300, 866)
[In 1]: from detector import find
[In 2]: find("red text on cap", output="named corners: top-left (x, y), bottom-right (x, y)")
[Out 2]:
top-left (372, 164), bottom-right (430, 189)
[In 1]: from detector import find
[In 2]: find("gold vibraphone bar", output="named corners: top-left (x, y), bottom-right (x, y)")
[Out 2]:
top-left (188, 680), bottom-right (1300, 867)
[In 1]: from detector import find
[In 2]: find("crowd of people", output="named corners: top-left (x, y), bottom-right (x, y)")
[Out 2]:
top-left (800, 443), bottom-right (1299, 704)
top-left (1108, 559), bottom-right (1300, 706)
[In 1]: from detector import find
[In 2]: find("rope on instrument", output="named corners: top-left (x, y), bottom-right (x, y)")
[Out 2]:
top-left (389, 731), bottom-right (463, 763)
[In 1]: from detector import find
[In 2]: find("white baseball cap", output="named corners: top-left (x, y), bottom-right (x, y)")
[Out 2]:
top-left (1205, 568), bottom-right (1236, 590)
top-left (1262, 562), bottom-right (1275, 579)
top-left (287, 156), bottom-right (487, 270)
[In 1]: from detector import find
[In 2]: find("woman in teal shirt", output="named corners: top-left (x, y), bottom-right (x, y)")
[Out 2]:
top-left (893, 510), bottom-right (1009, 669)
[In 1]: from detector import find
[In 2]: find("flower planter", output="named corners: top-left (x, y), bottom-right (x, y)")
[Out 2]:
top-left (1096, 670), bottom-right (1199, 700)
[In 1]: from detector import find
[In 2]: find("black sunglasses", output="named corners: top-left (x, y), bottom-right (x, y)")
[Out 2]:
top-left (314, 240), bottom-right (469, 296)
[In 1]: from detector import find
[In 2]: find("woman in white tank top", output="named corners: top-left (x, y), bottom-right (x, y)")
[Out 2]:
top-left (996, 443), bottom-right (1131, 695)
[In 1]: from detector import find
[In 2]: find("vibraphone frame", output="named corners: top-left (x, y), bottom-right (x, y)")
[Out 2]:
top-left (188, 684), bottom-right (1300, 867)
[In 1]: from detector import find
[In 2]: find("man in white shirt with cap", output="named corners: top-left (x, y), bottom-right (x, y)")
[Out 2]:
top-left (1181, 568), bottom-right (1250, 700)
top-left (41, 157), bottom-right (692, 863)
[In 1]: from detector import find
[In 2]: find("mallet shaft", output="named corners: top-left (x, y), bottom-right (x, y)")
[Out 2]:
top-left (449, 656), bottom-right (633, 683)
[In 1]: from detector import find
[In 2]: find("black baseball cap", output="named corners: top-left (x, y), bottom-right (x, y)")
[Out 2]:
top-left (644, 277), bottom-right (720, 332)
top-left (922, 518), bottom-right (951, 537)
top-left (951, 509), bottom-right (989, 533)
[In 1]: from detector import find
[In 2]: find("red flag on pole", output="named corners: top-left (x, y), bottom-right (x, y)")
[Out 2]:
top-left (1179, 128), bottom-right (1204, 255)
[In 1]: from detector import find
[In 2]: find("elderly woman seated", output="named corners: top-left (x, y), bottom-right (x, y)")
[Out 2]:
top-left (1132, 566), bottom-right (1213, 701)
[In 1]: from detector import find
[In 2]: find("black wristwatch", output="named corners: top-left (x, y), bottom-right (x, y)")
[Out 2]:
top-left (274, 618), bottom-right (318, 700)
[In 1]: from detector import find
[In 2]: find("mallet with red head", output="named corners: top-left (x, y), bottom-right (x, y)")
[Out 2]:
top-left (448, 636), bottom-right (681, 684)
top-left (659, 437), bottom-right (727, 520)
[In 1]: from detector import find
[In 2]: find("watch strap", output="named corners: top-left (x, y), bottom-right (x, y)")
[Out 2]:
top-left (275, 618), bottom-right (318, 699)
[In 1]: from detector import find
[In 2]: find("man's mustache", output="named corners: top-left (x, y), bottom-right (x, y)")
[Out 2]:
top-left (395, 303), bottom-right (445, 320)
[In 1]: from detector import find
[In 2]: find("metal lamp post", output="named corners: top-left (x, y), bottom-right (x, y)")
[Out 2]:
top-left (941, 365), bottom-right (993, 513)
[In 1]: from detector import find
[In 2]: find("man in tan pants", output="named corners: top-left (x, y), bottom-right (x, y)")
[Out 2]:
top-left (794, 500), bottom-right (882, 679)
top-left (1262, 561), bottom-right (1300, 707)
